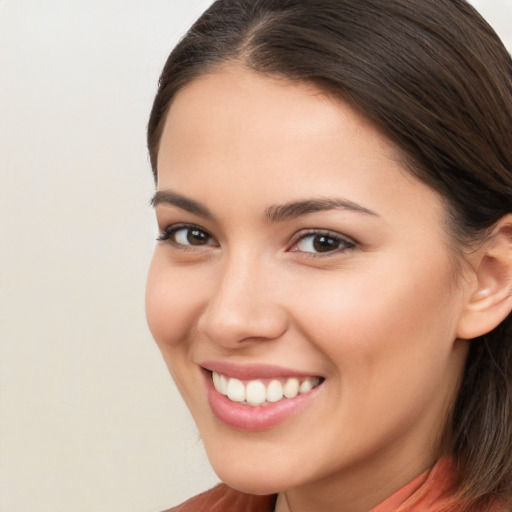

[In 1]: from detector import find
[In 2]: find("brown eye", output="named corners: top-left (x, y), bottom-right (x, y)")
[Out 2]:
top-left (158, 225), bottom-right (218, 248)
top-left (173, 227), bottom-right (214, 246)
top-left (292, 231), bottom-right (356, 255)
top-left (183, 228), bottom-right (210, 245)
top-left (311, 234), bottom-right (340, 252)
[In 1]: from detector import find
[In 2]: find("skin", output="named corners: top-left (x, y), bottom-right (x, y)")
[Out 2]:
top-left (146, 66), bottom-right (473, 512)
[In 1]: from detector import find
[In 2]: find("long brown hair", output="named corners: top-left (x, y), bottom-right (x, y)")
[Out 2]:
top-left (148, 1), bottom-right (512, 509)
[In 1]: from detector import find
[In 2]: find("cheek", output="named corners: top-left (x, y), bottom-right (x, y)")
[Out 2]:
top-left (292, 251), bottom-right (460, 378)
top-left (145, 255), bottom-right (211, 405)
top-left (285, 254), bottom-right (464, 454)
top-left (145, 255), bottom-right (206, 350)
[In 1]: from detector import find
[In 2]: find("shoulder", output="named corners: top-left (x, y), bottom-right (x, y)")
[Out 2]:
top-left (162, 483), bottom-right (276, 512)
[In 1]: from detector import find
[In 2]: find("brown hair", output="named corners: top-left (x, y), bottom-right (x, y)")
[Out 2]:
top-left (148, 0), bottom-right (512, 509)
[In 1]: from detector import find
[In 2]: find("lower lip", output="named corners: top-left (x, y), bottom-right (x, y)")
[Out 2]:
top-left (204, 372), bottom-right (322, 431)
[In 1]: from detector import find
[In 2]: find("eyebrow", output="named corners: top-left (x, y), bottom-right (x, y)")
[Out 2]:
top-left (151, 190), bottom-right (378, 222)
top-left (265, 198), bottom-right (378, 222)
top-left (150, 190), bottom-right (214, 219)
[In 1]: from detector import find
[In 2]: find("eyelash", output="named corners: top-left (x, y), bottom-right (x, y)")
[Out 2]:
top-left (157, 224), bottom-right (217, 250)
top-left (157, 224), bottom-right (357, 256)
top-left (290, 229), bottom-right (356, 256)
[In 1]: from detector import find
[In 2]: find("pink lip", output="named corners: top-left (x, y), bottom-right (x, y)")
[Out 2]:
top-left (201, 364), bottom-right (323, 431)
top-left (201, 360), bottom-right (321, 380)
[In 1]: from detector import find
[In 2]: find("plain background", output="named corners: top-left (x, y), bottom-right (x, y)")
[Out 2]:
top-left (0, 1), bottom-right (510, 511)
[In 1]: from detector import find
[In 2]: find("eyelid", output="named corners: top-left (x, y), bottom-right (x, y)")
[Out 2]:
top-left (157, 223), bottom-right (356, 256)
top-left (157, 223), bottom-right (218, 248)
top-left (288, 228), bottom-right (357, 255)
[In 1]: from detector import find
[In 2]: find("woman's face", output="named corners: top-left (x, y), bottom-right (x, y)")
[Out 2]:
top-left (146, 66), bottom-right (470, 506)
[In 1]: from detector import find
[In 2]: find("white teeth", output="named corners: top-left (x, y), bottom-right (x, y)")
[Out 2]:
top-left (211, 372), bottom-right (321, 406)
top-left (266, 380), bottom-right (284, 403)
top-left (213, 371), bottom-right (228, 395)
top-left (283, 378), bottom-right (299, 398)
top-left (218, 374), bottom-right (228, 395)
top-left (245, 380), bottom-right (267, 406)
top-left (212, 371), bottom-right (221, 390)
top-left (299, 378), bottom-right (313, 394)
top-left (226, 378), bottom-right (245, 402)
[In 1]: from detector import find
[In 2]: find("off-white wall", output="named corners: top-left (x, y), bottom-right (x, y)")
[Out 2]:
top-left (0, 1), bottom-right (510, 511)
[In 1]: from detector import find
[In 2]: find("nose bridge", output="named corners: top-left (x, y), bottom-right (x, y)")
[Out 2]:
top-left (198, 248), bottom-right (288, 346)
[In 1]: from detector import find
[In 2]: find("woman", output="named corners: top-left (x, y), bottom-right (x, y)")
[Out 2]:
top-left (145, 0), bottom-right (512, 510)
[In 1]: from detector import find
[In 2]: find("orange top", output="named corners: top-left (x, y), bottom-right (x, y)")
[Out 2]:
top-left (165, 457), bottom-right (508, 512)
top-left (165, 484), bottom-right (276, 512)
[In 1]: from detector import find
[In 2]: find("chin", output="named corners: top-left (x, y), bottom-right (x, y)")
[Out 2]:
top-left (213, 464), bottom-right (286, 495)
top-left (203, 441), bottom-right (296, 495)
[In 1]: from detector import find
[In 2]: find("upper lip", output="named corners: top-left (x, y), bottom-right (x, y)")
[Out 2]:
top-left (200, 361), bottom-right (322, 380)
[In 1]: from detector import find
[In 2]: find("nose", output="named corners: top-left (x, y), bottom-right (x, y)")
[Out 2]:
top-left (197, 254), bottom-right (289, 348)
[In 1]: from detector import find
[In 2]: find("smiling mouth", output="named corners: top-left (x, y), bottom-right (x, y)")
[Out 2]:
top-left (211, 371), bottom-right (323, 407)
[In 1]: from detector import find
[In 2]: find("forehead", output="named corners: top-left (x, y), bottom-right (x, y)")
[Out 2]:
top-left (160, 66), bottom-right (396, 158)
top-left (157, 66), bottom-right (444, 227)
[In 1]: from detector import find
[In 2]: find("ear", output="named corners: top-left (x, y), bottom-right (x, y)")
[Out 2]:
top-left (456, 215), bottom-right (512, 340)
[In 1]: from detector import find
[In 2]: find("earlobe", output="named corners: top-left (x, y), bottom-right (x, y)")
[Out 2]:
top-left (456, 215), bottom-right (512, 340)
